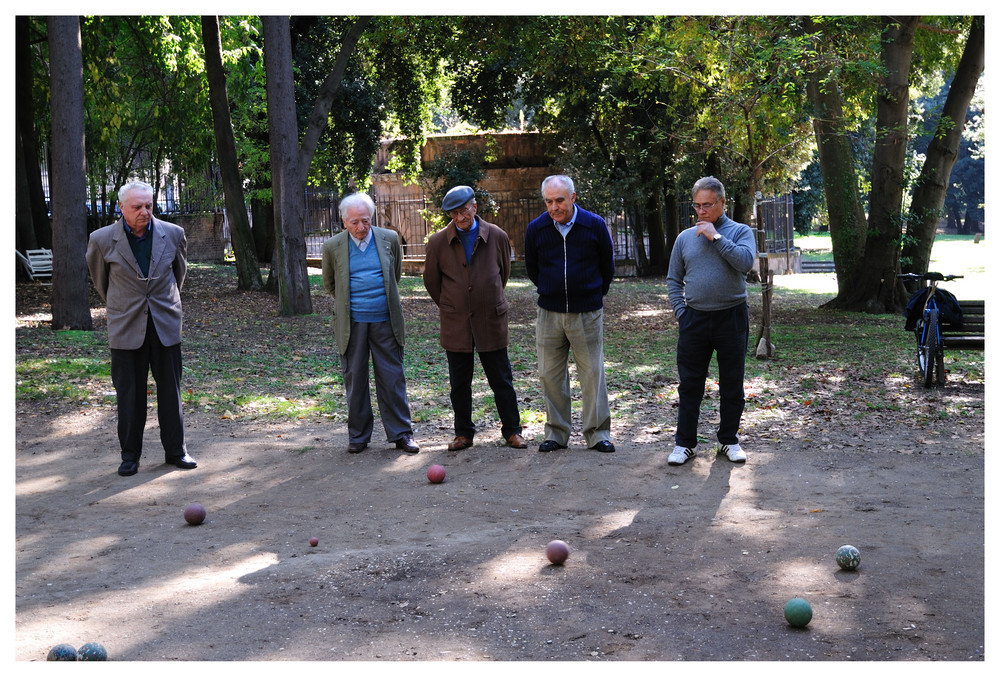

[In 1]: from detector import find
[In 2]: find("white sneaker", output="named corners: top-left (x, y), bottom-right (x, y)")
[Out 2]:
top-left (668, 446), bottom-right (696, 466)
top-left (719, 443), bottom-right (747, 463)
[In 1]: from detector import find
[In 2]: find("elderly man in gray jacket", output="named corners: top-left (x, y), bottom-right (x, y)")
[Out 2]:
top-left (86, 180), bottom-right (197, 476)
top-left (666, 176), bottom-right (757, 466)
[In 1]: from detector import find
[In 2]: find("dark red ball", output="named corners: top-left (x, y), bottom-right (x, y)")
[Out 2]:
top-left (546, 540), bottom-right (570, 565)
top-left (184, 503), bottom-right (206, 526)
top-left (427, 464), bottom-right (446, 483)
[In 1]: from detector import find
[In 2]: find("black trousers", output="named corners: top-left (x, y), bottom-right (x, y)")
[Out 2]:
top-left (675, 303), bottom-right (748, 448)
top-left (110, 316), bottom-right (187, 462)
top-left (446, 348), bottom-right (522, 440)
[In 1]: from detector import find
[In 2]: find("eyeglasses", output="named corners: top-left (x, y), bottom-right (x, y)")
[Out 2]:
top-left (448, 204), bottom-right (476, 219)
top-left (137, 262), bottom-right (160, 282)
top-left (693, 199), bottom-right (721, 212)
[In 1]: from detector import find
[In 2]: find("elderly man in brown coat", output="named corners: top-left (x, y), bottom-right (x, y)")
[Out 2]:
top-left (423, 185), bottom-right (527, 450)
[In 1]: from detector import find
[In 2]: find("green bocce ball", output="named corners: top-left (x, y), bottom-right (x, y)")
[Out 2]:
top-left (836, 544), bottom-right (861, 571)
top-left (46, 644), bottom-right (78, 661)
top-left (78, 642), bottom-right (108, 661)
top-left (784, 597), bottom-right (813, 628)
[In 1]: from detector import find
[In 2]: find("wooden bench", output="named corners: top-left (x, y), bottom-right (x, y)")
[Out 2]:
top-left (941, 300), bottom-right (985, 351)
top-left (16, 248), bottom-right (53, 281)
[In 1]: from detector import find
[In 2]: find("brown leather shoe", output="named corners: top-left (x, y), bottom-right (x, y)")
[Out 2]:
top-left (506, 433), bottom-right (527, 449)
top-left (395, 435), bottom-right (419, 453)
top-left (347, 442), bottom-right (367, 453)
top-left (448, 436), bottom-right (474, 451)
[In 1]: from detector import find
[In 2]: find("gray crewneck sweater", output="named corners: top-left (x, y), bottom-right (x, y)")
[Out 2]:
top-left (666, 215), bottom-right (757, 315)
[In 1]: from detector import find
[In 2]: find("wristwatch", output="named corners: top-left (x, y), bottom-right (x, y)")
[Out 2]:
top-left (712, 233), bottom-right (722, 242)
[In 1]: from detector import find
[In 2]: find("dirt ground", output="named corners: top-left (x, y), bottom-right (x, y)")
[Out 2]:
top-left (13, 265), bottom-right (988, 663)
top-left (14, 386), bottom-right (985, 662)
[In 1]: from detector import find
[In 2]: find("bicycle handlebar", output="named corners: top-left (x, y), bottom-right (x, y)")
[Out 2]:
top-left (896, 272), bottom-right (963, 282)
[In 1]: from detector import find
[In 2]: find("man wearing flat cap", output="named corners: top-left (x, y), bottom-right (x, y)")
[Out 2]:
top-left (423, 185), bottom-right (527, 451)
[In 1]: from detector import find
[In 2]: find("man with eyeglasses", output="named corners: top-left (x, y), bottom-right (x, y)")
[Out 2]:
top-left (86, 180), bottom-right (197, 476)
top-left (423, 185), bottom-right (526, 451)
top-left (666, 176), bottom-right (757, 466)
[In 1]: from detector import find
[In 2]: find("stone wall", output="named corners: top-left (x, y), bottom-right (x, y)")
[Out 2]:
top-left (372, 131), bottom-right (557, 203)
top-left (169, 212), bottom-right (226, 263)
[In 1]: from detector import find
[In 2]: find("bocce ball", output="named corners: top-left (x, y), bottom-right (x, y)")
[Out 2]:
top-left (836, 544), bottom-right (861, 571)
top-left (427, 464), bottom-right (446, 484)
top-left (546, 539), bottom-right (570, 565)
top-left (47, 644), bottom-right (79, 661)
top-left (78, 642), bottom-right (108, 661)
top-left (184, 503), bottom-right (207, 526)
top-left (784, 597), bottom-right (813, 627)
top-left (309, 537), bottom-right (319, 547)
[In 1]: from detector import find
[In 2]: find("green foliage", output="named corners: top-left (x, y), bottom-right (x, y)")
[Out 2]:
top-left (418, 141), bottom-right (499, 235)
top-left (78, 16), bottom-right (215, 210)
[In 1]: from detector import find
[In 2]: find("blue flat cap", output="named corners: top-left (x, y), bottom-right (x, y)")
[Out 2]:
top-left (442, 185), bottom-right (475, 212)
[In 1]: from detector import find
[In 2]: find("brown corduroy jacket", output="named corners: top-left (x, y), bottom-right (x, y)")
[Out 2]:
top-left (423, 218), bottom-right (512, 353)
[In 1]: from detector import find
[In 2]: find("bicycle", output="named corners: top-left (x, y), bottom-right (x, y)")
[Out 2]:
top-left (896, 272), bottom-right (962, 387)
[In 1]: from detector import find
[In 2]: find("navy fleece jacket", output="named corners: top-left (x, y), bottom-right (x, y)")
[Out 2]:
top-left (524, 206), bottom-right (615, 313)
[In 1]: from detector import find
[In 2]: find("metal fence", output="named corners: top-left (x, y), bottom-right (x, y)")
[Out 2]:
top-left (305, 194), bottom-right (638, 263)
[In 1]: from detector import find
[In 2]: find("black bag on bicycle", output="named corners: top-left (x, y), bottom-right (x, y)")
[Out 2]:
top-left (904, 287), bottom-right (964, 331)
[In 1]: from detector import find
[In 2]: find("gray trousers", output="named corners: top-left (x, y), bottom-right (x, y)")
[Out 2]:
top-left (535, 307), bottom-right (611, 447)
top-left (340, 320), bottom-right (413, 444)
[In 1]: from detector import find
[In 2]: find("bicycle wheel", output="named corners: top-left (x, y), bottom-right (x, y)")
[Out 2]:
top-left (914, 320), bottom-right (927, 372)
top-left (921, 309), bottom-right (939, 387)
top-left (936, 338), bottom-right (947, 385)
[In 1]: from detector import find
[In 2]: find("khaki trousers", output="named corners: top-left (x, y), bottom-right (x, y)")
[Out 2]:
top-left (535, 307), bottom-right (611, 447)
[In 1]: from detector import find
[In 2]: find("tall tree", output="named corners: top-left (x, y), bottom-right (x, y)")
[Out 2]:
top-left (901, 15), bottom-right (984, 275)
top-left (803, 16), bottom-right (871, 289)
top-left (47, 16), bottom-right (93, 331)
top-left (201, 15), bottom-right (263, 291)
top-left (16, 16), bottom-right (50, 249)
top-left (261, 15), bottom-right (370, 316)
top-left (828, 16), bottom-right (919, 313)
top-left (262, 16), bottom-right (313, 316)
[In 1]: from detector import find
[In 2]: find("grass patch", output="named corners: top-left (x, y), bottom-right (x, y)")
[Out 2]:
top-left (15, 243), bottom-right (984, 438)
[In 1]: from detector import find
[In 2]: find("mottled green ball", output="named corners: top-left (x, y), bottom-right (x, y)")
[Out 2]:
top-left (46, 644), bottom-right (79, 661)
top-left (836, 544), bottom-right (861, 571)
top-left (784, 597), bottom-right (813, 627)
top-left (78, 642), bottom-right (108, 661)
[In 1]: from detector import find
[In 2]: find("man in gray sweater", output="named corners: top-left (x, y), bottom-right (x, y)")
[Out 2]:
top-left (666, 176), bottom-right (757, 465)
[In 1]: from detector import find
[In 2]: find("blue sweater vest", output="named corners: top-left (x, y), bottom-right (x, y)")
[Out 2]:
top-left (349, 240), bottom-right (390, 322)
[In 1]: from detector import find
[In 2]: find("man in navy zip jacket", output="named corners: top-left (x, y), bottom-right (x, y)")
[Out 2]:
top-left (524, 175), bottom-right (616, 453)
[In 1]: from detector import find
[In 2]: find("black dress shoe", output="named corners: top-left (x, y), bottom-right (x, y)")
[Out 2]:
top-left (166, 454), bottom-right (198, 470)
top-left (590, 440), bottom-right (616, 453)
top-left (347, 442), bottom-right (367, 453)
top-left (538, 440), bottom-right (567, 453)
top-left (118, 460), bottom-right (139, 476)
top-left (395, 435), bottom-right (419, 453)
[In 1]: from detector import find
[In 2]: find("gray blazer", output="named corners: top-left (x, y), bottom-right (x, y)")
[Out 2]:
top-left (321, 226), bottom-right (405, 356)
top-left (86, 217), bottom-right (187, 350)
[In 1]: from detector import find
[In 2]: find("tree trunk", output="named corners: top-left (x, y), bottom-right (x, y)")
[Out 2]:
top-left (201, 15), bottom-right (263, 291)
top-left (251, 195), bottom-right (276, 264)
top-left (663, 191), bottom-right (679, 260)
top-left (262, 16), bottom-right (313, 316)
top-left (17, 16), bottom-right (52, 248)
top-left (831, 16), bottom-right (919, 313)
top-left (641, 194), bottom-right (665, 274)
top-left (803, 18), bottom-right (868, 294)
top-left (900, 16), bottom-right (984, 275)
top-left (47, 16), bottom-right (93, 331)
top-left (16, 128), bottom-right (38, 254)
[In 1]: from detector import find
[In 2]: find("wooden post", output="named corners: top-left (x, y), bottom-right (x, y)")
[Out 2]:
top-left (753, 193), bottom-right (774, 359)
